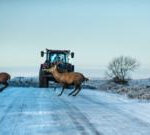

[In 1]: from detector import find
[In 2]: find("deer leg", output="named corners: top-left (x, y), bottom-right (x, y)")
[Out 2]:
top-left (0, 82), bottom-right (8, 92)
top-left (0, 83), bottom-right (3, 92)
top-left (58, 85), bottom-right (65, 96)
top-left (68, 85), bottom-right (78, 96)
top-left (73, 86), bottom-right (82, 96)
top-left (54, 82), bottom-right (58, 91)
top-left (0, 88), bottom-right (2, 92)
top-left (3, 82), bottom-right (8, 89)
top-left (54, 87), bottom-right (57, 91)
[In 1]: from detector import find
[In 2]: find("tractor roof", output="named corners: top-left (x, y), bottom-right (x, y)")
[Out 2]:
top-left (46, 49), bottom-right (70, 54)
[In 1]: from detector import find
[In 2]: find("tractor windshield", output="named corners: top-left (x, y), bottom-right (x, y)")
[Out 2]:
top-left (50, 53), bottom-right (69, 63)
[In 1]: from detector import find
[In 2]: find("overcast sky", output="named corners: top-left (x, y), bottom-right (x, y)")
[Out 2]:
top-left (0, 0), bottom-right (150, 78)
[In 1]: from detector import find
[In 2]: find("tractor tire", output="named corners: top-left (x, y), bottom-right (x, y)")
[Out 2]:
top-left (39, 68), bottom-right (49, 88)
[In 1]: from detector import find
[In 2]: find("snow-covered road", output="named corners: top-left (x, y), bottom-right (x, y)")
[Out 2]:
top-left (0, 87), bottom-right (150, 135)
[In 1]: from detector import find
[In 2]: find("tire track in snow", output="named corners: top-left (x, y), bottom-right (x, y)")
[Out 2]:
top-left (0, 98), bottom-right (17, 124)
top-left (0, 89), bottom-right (23, 124)
top-left (0, 89), bottom-right (32, 135)
top-left (11, 102), bottom-right (27, 135)
top-left (49, 92), bottom-right (89, 135)
top-left (61, 99), bottom-right (103, 135)
top-left (52, 90), bottom-right (89, 134)
top-left (11, 89), bottom-right (44, 135)
top-left (63, 100), bottom-right (90, 135)
top-left (66, 110), bottom-right (89, 135)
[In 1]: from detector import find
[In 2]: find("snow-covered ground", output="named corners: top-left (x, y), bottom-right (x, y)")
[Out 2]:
top-left (0, 87), bottom-right (150, 135)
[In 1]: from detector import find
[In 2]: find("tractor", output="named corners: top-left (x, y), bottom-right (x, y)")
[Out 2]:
top-left (39, 49), bottom-right (75, 88)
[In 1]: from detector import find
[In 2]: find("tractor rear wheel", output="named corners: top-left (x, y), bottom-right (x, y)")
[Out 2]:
top-left (39, 69), bottom-right (49, 88)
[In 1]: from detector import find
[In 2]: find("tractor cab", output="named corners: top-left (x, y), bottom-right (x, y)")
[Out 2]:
top-left (39, 49), bottom-right (74, 87)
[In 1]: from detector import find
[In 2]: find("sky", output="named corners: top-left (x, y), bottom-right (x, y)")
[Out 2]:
top-left (0, 0), bottom-right (150, 78)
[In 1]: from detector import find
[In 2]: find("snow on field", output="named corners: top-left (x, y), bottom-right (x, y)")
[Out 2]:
top-left (0, 87), bottom-right (150, 135)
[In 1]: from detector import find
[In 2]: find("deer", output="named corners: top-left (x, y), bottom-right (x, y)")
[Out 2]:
top-left (0, 72), bottom-right (11, 92)
top-left (44, 65), bottom-right (89, 96)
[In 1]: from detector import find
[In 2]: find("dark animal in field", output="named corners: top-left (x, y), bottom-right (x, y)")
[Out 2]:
top-left (0, 72), bottom-right (11, 92)
top-left (44, 65), bottom-right (89, 96)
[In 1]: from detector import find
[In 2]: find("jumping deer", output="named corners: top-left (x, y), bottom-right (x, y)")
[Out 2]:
top-left (44, 65), bottom-right (88, 96)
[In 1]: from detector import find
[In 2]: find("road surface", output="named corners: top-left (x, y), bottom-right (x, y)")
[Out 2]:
top-left (0, 87), bottom-right (150, 135)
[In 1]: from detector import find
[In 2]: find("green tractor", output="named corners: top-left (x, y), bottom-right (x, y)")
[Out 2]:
top-left (39, 49), bottom-right (74, 88)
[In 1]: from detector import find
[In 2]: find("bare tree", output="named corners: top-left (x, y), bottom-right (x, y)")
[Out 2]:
top-left (106, 56), bottom-right (139, 84)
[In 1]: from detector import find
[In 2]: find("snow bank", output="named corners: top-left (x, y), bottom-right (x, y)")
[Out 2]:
top-left (9, 77), bottom-right (39, 87)
top-left (9, 77), bottom-right (97, 89)
top-left (97, 79), bottom-right (150, 100)
top-left (9, 77), bottom-right (150, 100)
